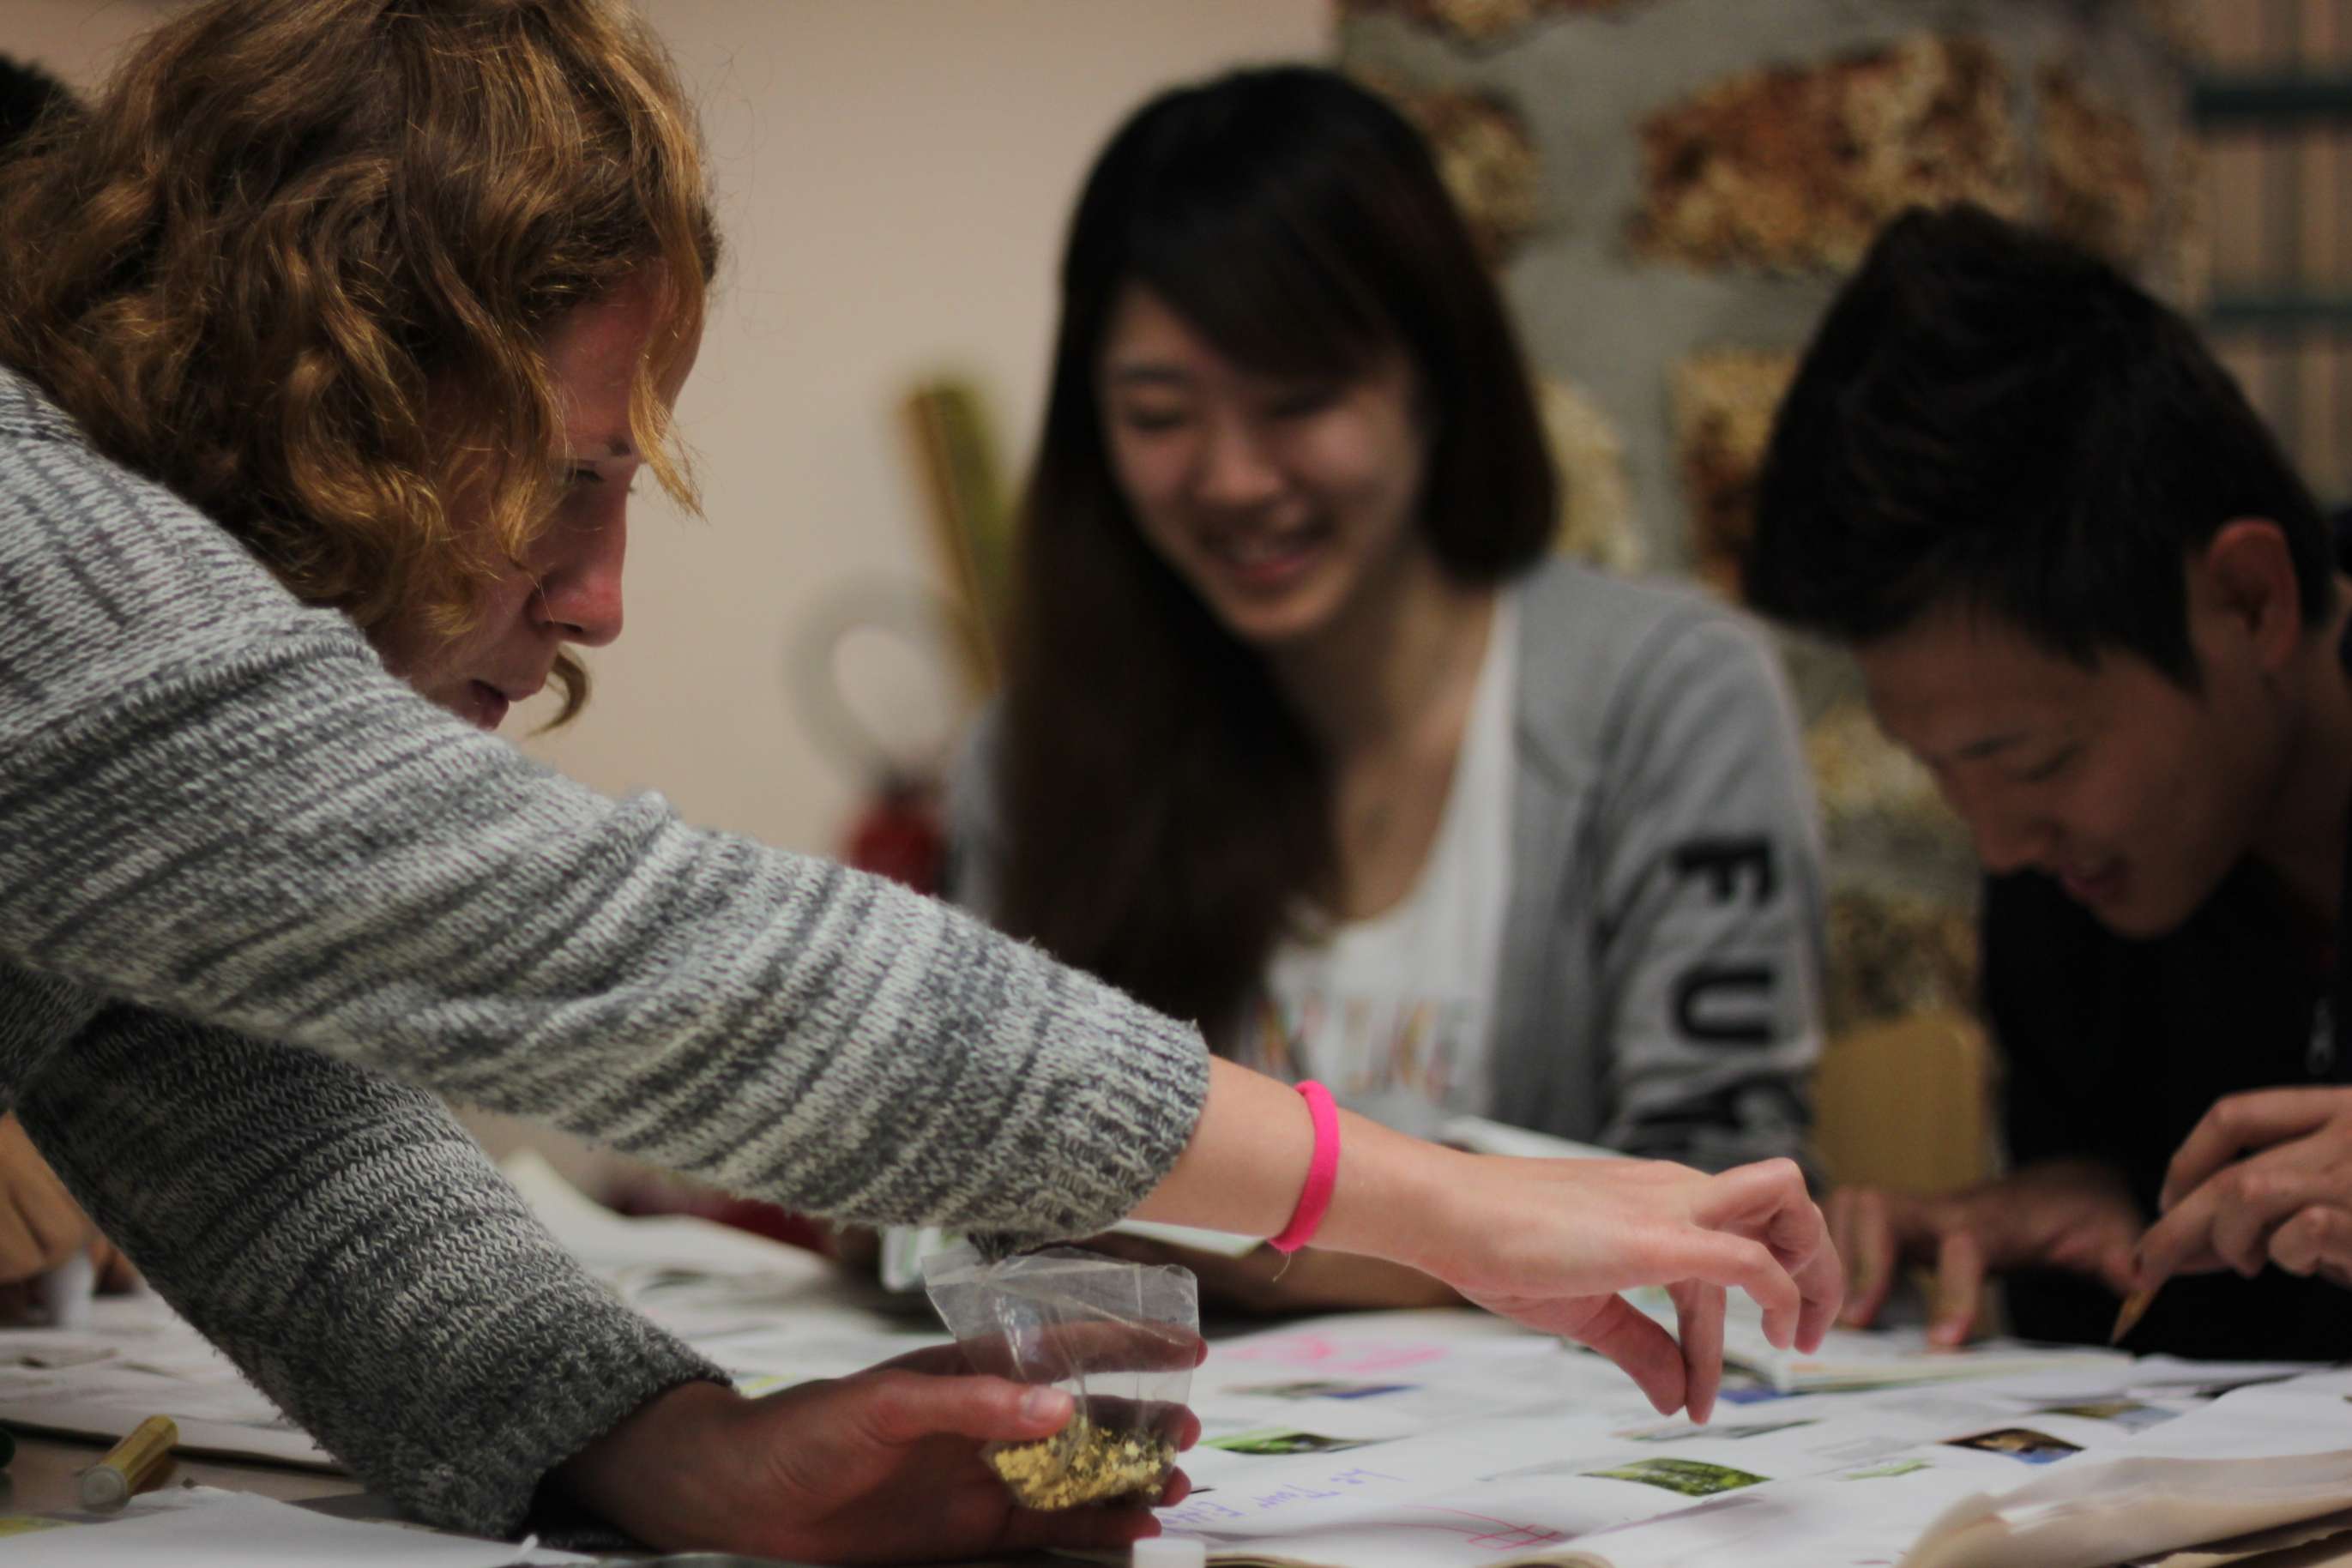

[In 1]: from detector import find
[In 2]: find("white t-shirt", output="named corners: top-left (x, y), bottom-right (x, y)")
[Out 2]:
top-left (1248, 596), bottom-right (1517, 1133)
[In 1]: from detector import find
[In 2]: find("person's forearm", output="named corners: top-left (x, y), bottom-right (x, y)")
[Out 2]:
top-left (1211, 1249), bottom-right (1463, 1315)
top-left (2, 440), bottom-right (1215, 1245)
top-left (1, 599), bottom-right (1207, 1240)
top-left (1130, 1058), bottom-right (1460, 1268)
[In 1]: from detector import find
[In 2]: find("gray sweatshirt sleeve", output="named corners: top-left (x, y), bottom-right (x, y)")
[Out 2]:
top-left (14, 1008), bottom-right (722, 1539)
top-left (0, 381), bottom-right (1208, 1244)
top-left (1589, 612), bottom-right (1826, 1179)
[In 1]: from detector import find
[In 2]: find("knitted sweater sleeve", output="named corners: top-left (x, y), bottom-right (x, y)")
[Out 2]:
top-left (0, 385), bottom-right (1208, 1242)
top-left (15, 1006), bottom-right (723, 1539)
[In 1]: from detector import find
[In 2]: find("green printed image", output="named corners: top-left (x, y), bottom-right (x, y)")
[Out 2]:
top-left (1843, 1458), bottom-right (1930, 1481)
top-left (1206, 1428), bottom-right (1379, 1457)
top-left (1586, 1457), bottom-right (1768, 1497)
top-left (1619, 1417), bottom-right (1816, 1444)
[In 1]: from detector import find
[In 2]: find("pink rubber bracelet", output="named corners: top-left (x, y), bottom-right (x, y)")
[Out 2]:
top-left (1268, 1080), bottom-right (1340, 1254)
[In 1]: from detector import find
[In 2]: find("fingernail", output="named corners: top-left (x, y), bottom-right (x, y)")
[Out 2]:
top-left (1021, 1386), bottom-right (1073, 1424)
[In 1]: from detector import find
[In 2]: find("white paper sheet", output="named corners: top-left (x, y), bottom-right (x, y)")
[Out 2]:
top-left (0, 1296), bottom-right (331, 1468)
top-left (0, 1487), bottom-right (591, 1564)
top-left (1623, 1285), bottom-right (2130, 1393)
top-left (1161, 1313), bottom-right (2352, 1568)
top-left (1896, 1371), bottom-right (2352, 1568)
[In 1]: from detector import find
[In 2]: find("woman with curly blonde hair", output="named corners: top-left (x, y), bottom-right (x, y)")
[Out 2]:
top-left (0, 0), bottom-right (711, 723)
top-left (0, 1), bottom-right (1838, 1559)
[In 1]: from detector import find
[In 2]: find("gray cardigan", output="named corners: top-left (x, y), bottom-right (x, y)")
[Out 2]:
top-left (955, 559), bottom-right (1822, 1174)
top-left (0, 367), bottom-right (1209, 1535)
top-left (1488, 560), bottom-right (1822, 1172)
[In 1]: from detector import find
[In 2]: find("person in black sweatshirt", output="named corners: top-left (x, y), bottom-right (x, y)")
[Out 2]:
top-left (1748, 202), bottom-right (2352, 1361)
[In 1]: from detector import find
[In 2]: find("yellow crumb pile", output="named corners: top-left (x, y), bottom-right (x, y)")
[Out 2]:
top-left (986, 1414), bottom-right (1176, 1511)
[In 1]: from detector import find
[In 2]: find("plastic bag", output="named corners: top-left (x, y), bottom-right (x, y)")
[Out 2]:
top-left (923, 1245), bottom-right (1200, 1511)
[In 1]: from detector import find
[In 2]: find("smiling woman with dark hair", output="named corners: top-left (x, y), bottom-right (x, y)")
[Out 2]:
top-left (958, 66), bottom-right (1830, 1314)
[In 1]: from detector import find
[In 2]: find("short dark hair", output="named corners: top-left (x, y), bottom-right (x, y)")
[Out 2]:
top-left (1746, 203), bottom-right (2331, 684)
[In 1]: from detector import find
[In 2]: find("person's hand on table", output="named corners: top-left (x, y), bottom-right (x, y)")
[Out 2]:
top-left (1828, 1159), bottom-right (2142, 1347)
top-left (1375, 1151), bottom-right (1839, 1426)
top-left (2138, 1087), bottom-right (2352, 1292)
top-left (1085, 1232), bottom-right (1462, 1316)
top-left (0, 1112), bottom-right (136, 1318)
top-left (1131, 1066), bottom-right (1836, 1426)
top-left (553, 1344), bottom-right (1199, 1565)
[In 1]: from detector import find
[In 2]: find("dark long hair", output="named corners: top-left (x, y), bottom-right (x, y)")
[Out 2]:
top-left (992, 65), bottom-right (1554, 1040)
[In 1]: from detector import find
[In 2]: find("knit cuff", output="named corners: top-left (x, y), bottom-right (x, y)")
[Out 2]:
top-left (381, 1306), bottom-right (727, 1540)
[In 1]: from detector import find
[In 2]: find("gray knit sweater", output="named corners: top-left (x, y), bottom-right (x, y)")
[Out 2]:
top-left (0, 367), bottom-right (1209, 1535)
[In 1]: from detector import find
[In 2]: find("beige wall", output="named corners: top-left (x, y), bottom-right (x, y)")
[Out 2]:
top-left (9, 0), bottom-right (1330, 856)
top-left (6, 1), bottom-right (160, 85)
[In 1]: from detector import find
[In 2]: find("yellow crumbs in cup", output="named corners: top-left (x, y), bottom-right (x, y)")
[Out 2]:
top-left (986, 1414), bottom-right (1175, 1511)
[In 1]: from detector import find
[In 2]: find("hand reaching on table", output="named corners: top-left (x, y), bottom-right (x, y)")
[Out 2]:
top-left (1827, 1160), bottom-right (2142, 1346)
top-left (1130, 1059), bottom-right (1841, 1427)
top-left (1396, 1152), bottom-right (1837, 1425)
top-left (0, 1112), bottom-right (136, 1318)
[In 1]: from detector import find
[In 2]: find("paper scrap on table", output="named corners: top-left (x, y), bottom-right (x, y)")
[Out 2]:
top-left (0, 1486), bottom-right (591, 1564)
top-left (0, 1296), bottom-right (331, 1469)
top-left (1623, 1286), bottom-right (2127, 1394)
